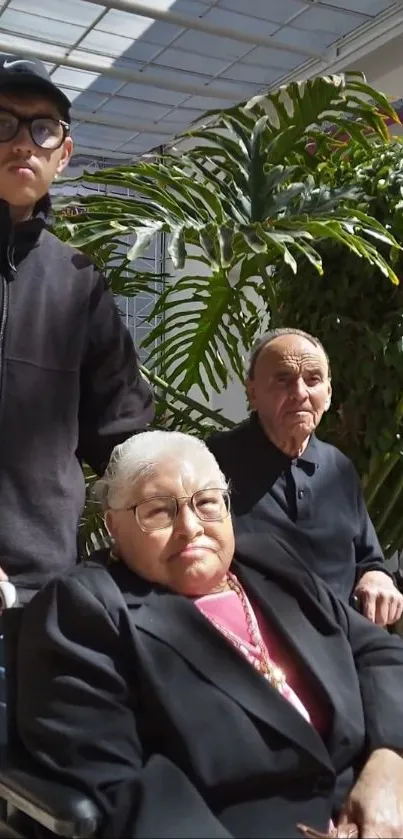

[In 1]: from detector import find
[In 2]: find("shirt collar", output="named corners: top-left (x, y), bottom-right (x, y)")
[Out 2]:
top-left (250, 412), bottom-right (320, 475)
top-left (293, 434), bottom-right (319, 475)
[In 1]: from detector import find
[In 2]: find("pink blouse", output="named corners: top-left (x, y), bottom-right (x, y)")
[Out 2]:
top-left (195, 589), bottom-right (328, 735)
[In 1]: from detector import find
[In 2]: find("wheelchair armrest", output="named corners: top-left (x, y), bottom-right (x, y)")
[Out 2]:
top-left (0, 760), bottom-right (101, 838)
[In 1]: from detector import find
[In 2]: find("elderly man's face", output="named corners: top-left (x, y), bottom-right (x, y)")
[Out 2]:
top-left (106, 455), bottom-right (234, 597)
top-left (246, 335), bottom-right (331, 447)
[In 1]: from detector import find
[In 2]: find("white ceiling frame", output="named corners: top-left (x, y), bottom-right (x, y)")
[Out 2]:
top-left (1, 0), bottom-right (400, 162)
top-left (72, 144), bottom-right (135, 158)
top-left (80, 0), bottom-right (321, 57)
top-left (270, 2), bottom-right (403, 88)
top-left (71, 106), bottom-right (180, 133)
top-left (46, 4), bottom-right (111, 82)
top-left (0, 36), bottom-right (247, 99)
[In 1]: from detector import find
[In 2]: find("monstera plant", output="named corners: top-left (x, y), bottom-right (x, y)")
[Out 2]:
top-left (54, 72), bottom-right (403, 557)
top-left (274, 140), bottom-right (403, 557)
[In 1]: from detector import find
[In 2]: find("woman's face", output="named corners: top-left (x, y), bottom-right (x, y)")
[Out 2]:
top-left (105, 455), bottom-right (235, 597)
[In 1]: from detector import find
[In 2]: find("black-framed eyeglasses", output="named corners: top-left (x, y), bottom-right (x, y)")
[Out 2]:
top-left (0, 108), bottom-right (70, 150)
top-left (127, 488), bottom-right (231, 532)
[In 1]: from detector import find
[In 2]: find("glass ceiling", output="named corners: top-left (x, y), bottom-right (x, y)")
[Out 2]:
top-left (0, 0), bottom-right (400, 162)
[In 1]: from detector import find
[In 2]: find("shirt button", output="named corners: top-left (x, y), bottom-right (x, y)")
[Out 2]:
top-left (298, 489), bottom-right (305, 499)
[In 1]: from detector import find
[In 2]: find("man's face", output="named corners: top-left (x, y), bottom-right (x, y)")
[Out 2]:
top-left (0, 90), bottom-right (73, 211)
top-left (246, 334), bottom-right (332, 443)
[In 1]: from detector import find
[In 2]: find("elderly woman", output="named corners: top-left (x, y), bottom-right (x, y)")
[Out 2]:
top-left (17, 431), bottom-right (403, 839)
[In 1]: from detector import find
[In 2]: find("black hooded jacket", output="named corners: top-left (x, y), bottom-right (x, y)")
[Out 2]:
top-left (0, 196), bottom-right (154, 600)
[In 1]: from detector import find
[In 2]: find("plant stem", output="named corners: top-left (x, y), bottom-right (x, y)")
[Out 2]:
top-left (364, 452), bottom-right (400, 509)
top-left (384, 513), bottom-right (403, 558)
top-left (258, 256), bottom-right (278, 327)
top-left (141, 365), bottom-right (235, 428)
top-left (375, 465), bottom-right (403, 534)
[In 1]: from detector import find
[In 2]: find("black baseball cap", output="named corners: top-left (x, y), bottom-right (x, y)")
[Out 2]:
top-left (0, 54), bottom-right (71, 120)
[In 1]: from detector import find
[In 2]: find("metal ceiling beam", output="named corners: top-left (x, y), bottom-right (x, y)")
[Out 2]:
top-left (328, 2), bottom-right (403, 70)
top-left (272, 3), bottom-right (403, 88)
top-left (0, 37), bottom-right (246, 99)
top-left (80, 0), bottom-right (321, 58)
top-left (71, 106), bottom-right (179, 134)
top-left (72, 145), bottom-right (134, 159)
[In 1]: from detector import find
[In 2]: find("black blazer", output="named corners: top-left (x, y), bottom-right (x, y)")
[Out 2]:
top-left (17, 535), bottom-right (403, 839)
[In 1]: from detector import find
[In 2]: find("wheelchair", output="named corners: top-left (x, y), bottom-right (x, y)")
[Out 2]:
top-left (0, 583), bottom-right (101, 838)
top-left (0, 561), bottom-right (400, 839)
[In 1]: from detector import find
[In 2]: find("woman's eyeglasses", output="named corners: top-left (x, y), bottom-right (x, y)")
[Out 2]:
top-left (127, 489), bottom-right (231, 532)
top-left (0, 108), bottom-right (70, 150)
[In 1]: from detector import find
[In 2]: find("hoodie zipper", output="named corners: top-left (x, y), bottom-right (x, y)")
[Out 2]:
top-left (0, 244), bottom-right (14, 403)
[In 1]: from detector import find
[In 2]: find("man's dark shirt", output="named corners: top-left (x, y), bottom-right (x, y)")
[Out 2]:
top-left (207, 413), bottom-right (389, 601)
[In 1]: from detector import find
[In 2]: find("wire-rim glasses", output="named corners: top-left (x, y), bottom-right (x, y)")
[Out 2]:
top-left (127, 488), bottom-right (231, 532)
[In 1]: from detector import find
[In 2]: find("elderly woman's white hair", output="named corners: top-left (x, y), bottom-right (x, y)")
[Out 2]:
top-left (94, 430), bottom-right (228, 511)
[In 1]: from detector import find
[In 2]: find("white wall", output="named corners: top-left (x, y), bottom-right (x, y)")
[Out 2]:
top-left (344, 33), bottom-right (403, 100)
top-left (343, 34), bottom-right (403, 137)
top-left (211, 376), bottom-right (247, 423)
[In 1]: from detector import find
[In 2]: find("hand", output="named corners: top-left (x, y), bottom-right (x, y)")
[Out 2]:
top-left (354, 571), bottom-right (403, 626)
top-left (336, 748), bottom-right (403, 837)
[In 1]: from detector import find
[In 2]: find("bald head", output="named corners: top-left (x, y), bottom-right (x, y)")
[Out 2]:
top-left (246, 332), bottom-right (332, 458)
top-left (248, 328), bottom-right (330, 379)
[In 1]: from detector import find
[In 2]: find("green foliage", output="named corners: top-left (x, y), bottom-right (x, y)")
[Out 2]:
top-left (275, 141), bottom-right (403, 555)
top-left (55, 72), bottom-right (403, 557)
top-left (142, 366), bottom-right (235, 436)
top-left (55, 73), bottom-right (400, 400)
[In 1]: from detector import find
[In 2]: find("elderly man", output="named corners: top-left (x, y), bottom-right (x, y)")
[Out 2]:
top-left (207, 328), bottom-right (403, 626)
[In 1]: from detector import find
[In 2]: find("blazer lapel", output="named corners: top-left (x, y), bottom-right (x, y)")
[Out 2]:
top-left (130, 588), bottom-right (333, 771)
top-left (235, 562), bottom-right (365, 763)
top-left (237, 565), bottom-right (337, 698)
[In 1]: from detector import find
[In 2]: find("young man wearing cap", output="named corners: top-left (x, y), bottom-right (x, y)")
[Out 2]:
top-left (0, 54), bottom-right (154, 603)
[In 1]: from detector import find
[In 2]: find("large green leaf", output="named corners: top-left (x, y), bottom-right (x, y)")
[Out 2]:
top-left (55, 177), bottom-right (401, 403)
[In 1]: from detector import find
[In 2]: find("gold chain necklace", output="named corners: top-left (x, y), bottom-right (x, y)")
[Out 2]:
top-left (209, 572), bottom-right (286, 692)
